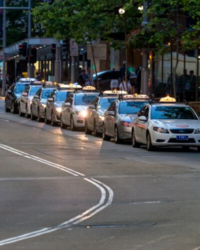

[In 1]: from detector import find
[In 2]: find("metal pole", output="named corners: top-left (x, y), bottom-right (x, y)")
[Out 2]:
top-left (1, 0), bottom-right (6, 96)
top-left (27, 0), bottom-right (32, 77)
top-left (55, 41), bottom-right (61, 83)
top-left (141, 1), bottom-right (149, 95)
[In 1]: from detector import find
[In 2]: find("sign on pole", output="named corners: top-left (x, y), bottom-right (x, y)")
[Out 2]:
top-left (70, 39), bottom-right (78, 57)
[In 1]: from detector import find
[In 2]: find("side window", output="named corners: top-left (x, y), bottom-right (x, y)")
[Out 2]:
top-left (144, 107), bottom-right (149, 118)
top-left (91, 97), bottom-right (98, 108)
top-left (138, 106), bottom-right (147, 116)
top-left (35, 89), bottom-right (41, 97)
top-left (24, 86), bottom-right (29, 94)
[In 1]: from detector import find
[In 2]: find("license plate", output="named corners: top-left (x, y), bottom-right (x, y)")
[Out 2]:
top-left (176, 136), bottom-right (188, 140)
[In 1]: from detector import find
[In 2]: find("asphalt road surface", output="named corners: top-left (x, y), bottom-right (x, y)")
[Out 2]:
top-left (0, 99), bottom-right (200, 250)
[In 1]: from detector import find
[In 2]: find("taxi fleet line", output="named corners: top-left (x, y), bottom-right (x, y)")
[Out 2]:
top-left (4, 79), bottom-right (200, 152)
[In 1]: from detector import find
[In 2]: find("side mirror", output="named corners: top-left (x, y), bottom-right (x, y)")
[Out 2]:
top-left (64, 102), bottom-right (71, 107)
top-left (34, 95), bottom-right (40, 100)
top-left (7, 90), bottom-right (12, 94)
top-left (22, 92), bottom-right (28, 97)
top-left (47, 97), bottom-right (54, 102)
top-left (139, 116), bottom-right (147, 122)
top-left (107, 110), bottom-right (115, 116)
top-left (88, 104), bottom-right (95, 110)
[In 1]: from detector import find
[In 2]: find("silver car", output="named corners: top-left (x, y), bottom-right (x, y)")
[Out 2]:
top-left (19, 83), bottom-right (42, 117)
top-left (102, 98), bottom-right (149, 143)
top-left (31, 86), bottom-right (56, 122)
top-left (85, 96), bottom-right (118, 136)
top-left (45, 89), bottom-right (73, 126)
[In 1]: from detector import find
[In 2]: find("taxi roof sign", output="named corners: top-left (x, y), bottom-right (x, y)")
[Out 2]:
top-left (32, 81), bottom-right (43, 85)
top-left (82, 86), bottom-right (96, 91)
top-left (123, 94), bottom-right (149, 99)
top-left (57, 83), bottom-right (82, 89)
top-left (103, 90), bottom-right (127, 95)
top-left (160, 95), bottom-right (176, 102)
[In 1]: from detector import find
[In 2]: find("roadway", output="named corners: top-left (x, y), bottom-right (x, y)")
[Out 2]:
top-left (0, 99), bottom-right (200, 250)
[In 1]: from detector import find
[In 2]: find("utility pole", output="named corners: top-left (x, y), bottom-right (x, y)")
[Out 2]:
top-left (28, 0), bottom-right (33, 78)
top-left (141, 1), bottom-right (149, 95)
top-left (55, 40), bottom-right (61, 83)
top-left (0, 3), bottom-right (31, 96)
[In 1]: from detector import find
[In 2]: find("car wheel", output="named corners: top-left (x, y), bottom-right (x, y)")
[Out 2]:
top-left (147, 132), bottom-right (155, 151)
top-left (38, 108), bottom-right (43, 122)
top-left (102, 123), bottom-right (110, 141)
top-left (93, 120), bottom-right (100, 137)
top-left (70, 116), bottom-right (76, 131)
top-left (114, 126), bottom-right (122, 144)
top-left (60, 115), bottom-right (67, 129)
top-left (45, 111), bottom-right (50, 124)
top-left (85, 121), bottom-right (92, 134)
top-left (132, 129), bottom-right (140, 148)
top-left (18, 104), bottom-right (24, 116)
top-left (25, 105), bottom-right (30, 118)
top-left (11, 102), bottom-right (17, 114)
top-left (51, 112), bottom-right (57, 126)
top-left (31, 107), bottom-right (36, 120)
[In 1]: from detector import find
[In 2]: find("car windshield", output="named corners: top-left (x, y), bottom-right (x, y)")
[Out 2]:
top-left (151, 106), bottom-right (198, 120)
top-left (119, 101), bottom-right (148, 114)
top-left (14, 84), bottom-right (29, 94)
top-left (99, 98), bottom-right (116, 110)
top-left (30, 86), bottom-right (41, 96)
top-left (42, 89), bottom-right (55, 99)
top-left (74, 94), bottom-right (98, 106)
top-left (56, 91), bottom-right (68, 102)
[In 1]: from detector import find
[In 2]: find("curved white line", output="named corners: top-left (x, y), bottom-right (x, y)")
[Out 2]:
top-left (0, 143), bottom-right (114, 246)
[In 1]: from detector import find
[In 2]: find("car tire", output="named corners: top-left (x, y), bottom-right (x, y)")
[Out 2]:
top-left (102, 123), bottom-right (110, 141)
top-left (60, 115), bottom-right (67, 129)
top-left (70, 116), bottom-right (76, 131)
top-left (31, 107), bottom-right (36, 120)
top-left (147, 132), bottom-right (155, 151)
top-left (11, 102), bottom-right (17, 114)
top-left (45, 111), bottom-right (50, 124)
top-left (37, 108), bottom-right (43, 122)
top-left (114, 126), bottom-right (122, 144)
top-left (132, 129), bottom-right (140, 148)
top-left (18, 104), bottom-right (24, 117)
top-left (51, 112), bottom-right (57, 126)
top-left (93, 120), bottom-right (100, 137)
top-left (85, 121), bottom-right (92, 135)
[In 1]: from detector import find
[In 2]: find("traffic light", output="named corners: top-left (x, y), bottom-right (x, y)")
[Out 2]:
top-left (51, 44), bottom-right (56, 54)
top-left (62, 39), bottom-right (69, 53)
top-left (28, 47), bottom-right (37, 64)
top-left (19, 42), bottom-right (27, 57)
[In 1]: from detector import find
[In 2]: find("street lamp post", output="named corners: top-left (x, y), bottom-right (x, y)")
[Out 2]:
top-left (140, 1), bottom-right (149, 95)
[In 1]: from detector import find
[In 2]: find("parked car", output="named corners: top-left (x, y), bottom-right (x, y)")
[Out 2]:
top-left (5, 82), bottom-right (31, 113)
top-left (93, 70), bottom-right (137, 90)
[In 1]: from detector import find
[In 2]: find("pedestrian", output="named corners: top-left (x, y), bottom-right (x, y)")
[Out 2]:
top-left (86, 67), bottom-right (92, 86)
top-left (78, 69), bottom-right (88, 87)
top-left (178, 69), bottom-right (190, 101)
top-left (189, 70), bottom-right (196, 101)
top-left (120, 61), bottom-right (126, 80)
top-left (119, 77), bottom-right (133, 93)
top-left (6, 74), bottom-right (11, 90)
top-left (36, 72), bottom-right (41, 81)
top-left (110, 68), bottom-right (119, 90)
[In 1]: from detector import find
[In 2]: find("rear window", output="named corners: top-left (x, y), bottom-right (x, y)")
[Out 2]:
top-left (119, 101), bottom-right (148, 114)
top-left (74, 94), bottom-right (98, 106)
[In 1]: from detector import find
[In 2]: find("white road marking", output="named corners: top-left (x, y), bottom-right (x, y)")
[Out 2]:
top-left (0, 143), bottom-right (114, 246)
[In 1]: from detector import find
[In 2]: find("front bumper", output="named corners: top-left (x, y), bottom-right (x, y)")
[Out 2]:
top-left (151, 132), bottom-right (200, 146)
top-left (74, 114), bottom-right (86, 127)
top-left (118, 126), bottom-right (132, 140)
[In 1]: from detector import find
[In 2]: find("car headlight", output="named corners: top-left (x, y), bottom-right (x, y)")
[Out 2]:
top-left (76, 110), bottom-right (86, 117)
top-left (56, 107), bottom-right (62, 113)
top-left (195, 128), bottom-right (200, 134)
top-left (40, 103), bottom-right (46, 109)
top-left (121, 121), bottom-right (133, 127)
top-left (153, 127), bottom-right (169, 133)
top-left (99, 116), bottom-right (104, 121)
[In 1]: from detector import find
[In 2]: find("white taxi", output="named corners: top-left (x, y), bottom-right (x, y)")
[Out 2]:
top-left (132, 96), bottom-right (200, 151)
top-left (60, 89), bottom-right (99, 130)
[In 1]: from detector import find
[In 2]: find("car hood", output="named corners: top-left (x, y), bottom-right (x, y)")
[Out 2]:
top-left (119, 114), bottom-right (137, 122)
top-left (74, 105), bottom-right (88, 112)
top-left (152, 119), bottom-right (200, 129)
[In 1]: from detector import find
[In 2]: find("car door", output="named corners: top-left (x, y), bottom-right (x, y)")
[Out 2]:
top-left (87, 97), bottom-right (98, 130)
top-left (136, 106), bottom-right (149, 143)
top-left (134, 106), bottom-right (146, 142)
top-left (105, 102), bottom-right (116, 136)
top-left (32, 89), bottom-right (41, 116)
top-left (6, 85), bottom-right (15, 108)
top-left (63, 93), bottom-right (73, 125)
top-left (46, 92), bottom-right (55, 120)
top-left (20, 86), bottom-right (29, 113)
